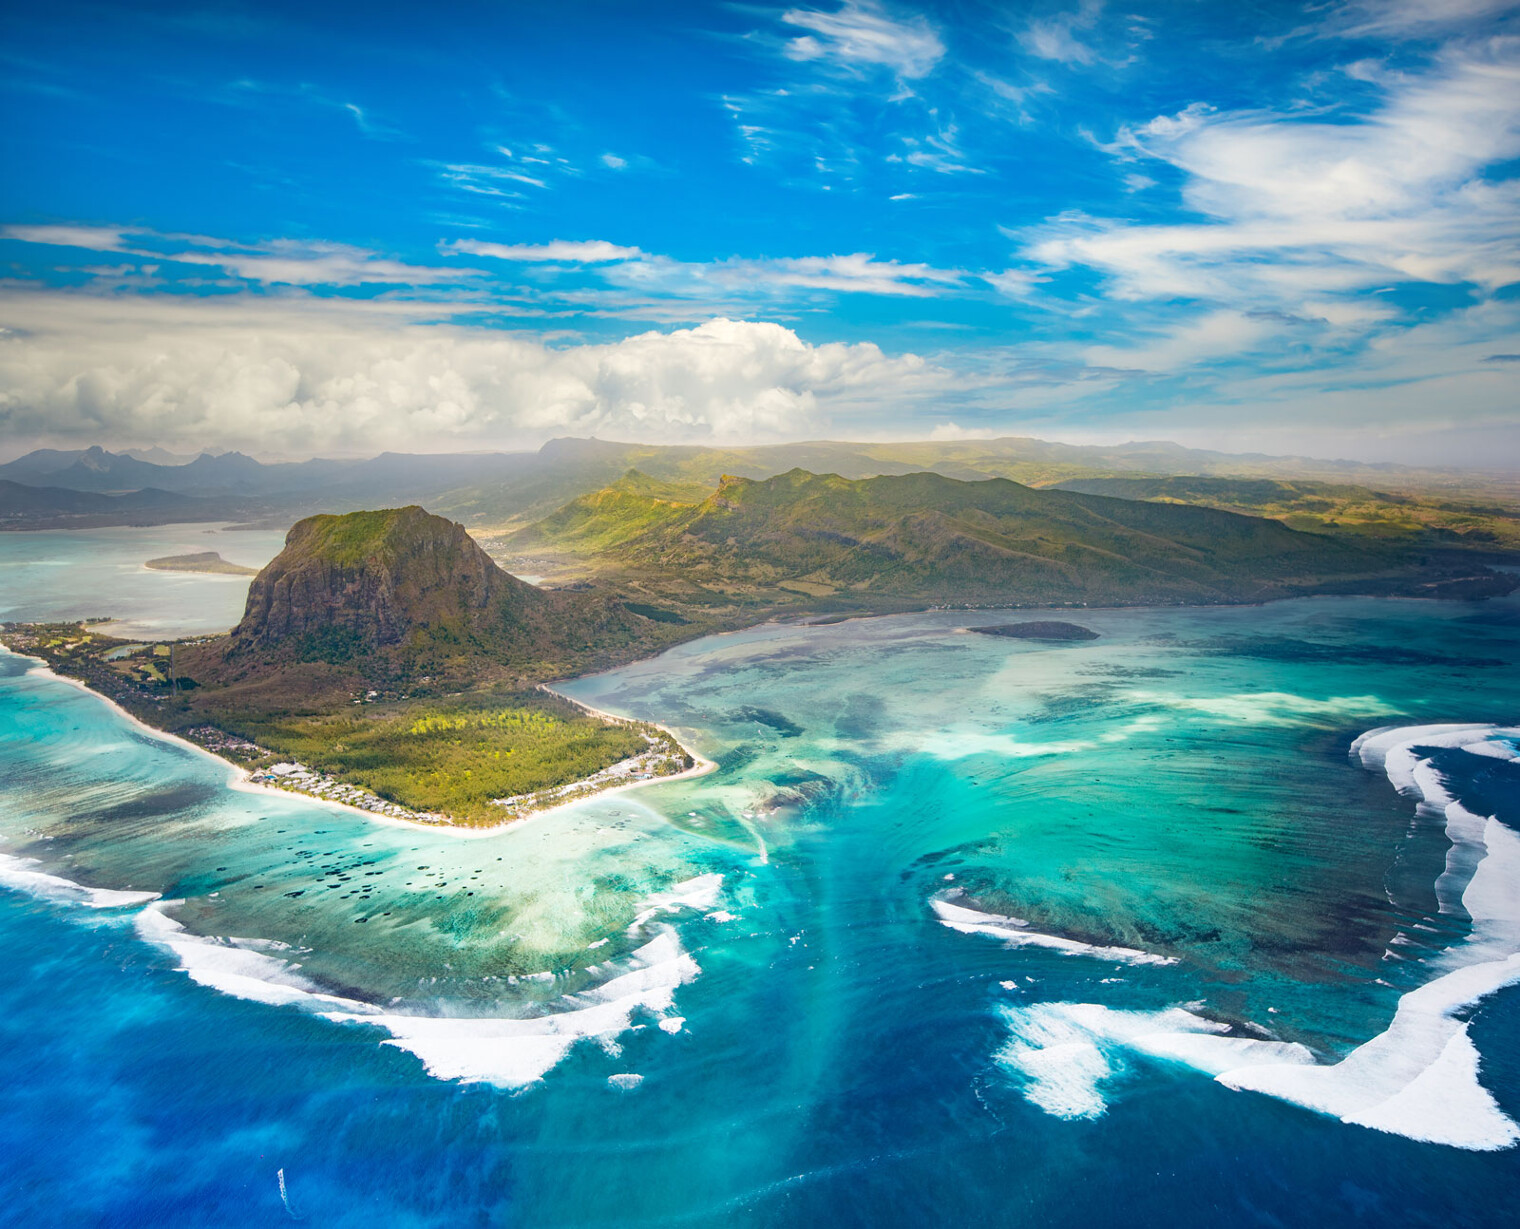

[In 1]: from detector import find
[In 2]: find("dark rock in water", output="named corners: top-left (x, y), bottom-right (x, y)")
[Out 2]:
top-left (737, 705), bottom-right (803, 737)
top-left (970, 621), bottom-right (1099, 642)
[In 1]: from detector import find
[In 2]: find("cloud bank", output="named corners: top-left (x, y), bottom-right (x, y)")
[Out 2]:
top-left (0, 294), bottom-right (940, 454)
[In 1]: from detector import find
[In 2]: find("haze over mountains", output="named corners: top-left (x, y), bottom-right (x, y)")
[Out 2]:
top-left (5, 436), bottom-right (1518, 550)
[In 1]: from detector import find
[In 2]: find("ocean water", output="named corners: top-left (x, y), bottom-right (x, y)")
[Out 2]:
top-left (0, 528), bottom-right (1517, 1225)
top-left (0, 522), bottom-right (288, 637)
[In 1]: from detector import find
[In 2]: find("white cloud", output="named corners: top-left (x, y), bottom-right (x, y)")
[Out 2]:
top-left (3, 226), bottom-right (471, 287)
top-left (890, 119), bottom-right (983, 174)
top-left (443, 239), bottom-right (644, 263)
top-left (1019, 0), bottom-right (1104, 66)
top-left (926, 421), bottom-right (999, 440)
top-left (1083, 310), bottom-right (1286, 372)
top-left (781, 1), bottom-right (945, 79)
top-left (224, 79), bottom-right (404, 141)
top-left (437, 163), bottom-right (546, 195)
top-left (169, 240), bottom-right (470, 286)
top-left (0, 292), bottom-right (943, 453)
top-left (5, 222), bottom-right (970, 312)
top-left (1334, 0), bottom-right (1520, 37)
top-left (2, 224), bottom-right (134, 251)
top-left (600, 153), bottom-right (628, 169)
top-left (1019, 38), bottom-right (1520, 317)
top-left (603, 251), bottom-right (966, 299)
top-left (983, 268), bottom-right (1046, 298)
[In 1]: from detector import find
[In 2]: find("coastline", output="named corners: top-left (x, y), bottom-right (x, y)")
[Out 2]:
top-left (3, 644), bottom-right (715, 839)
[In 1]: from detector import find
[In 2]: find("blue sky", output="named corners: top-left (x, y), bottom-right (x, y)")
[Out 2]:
top-left (2, 0), bottom-right (1519, 463)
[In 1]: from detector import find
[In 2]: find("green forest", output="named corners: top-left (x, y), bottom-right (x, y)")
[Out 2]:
top-left (232, 694), bottom-right (653, 823)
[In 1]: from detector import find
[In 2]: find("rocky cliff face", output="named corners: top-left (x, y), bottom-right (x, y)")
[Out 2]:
top-left (231, 506), bottom-right (545, 653)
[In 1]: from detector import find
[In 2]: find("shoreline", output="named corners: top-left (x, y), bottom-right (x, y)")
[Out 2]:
top-left (10, 580), bottom-right (1510, 839)
top-left (4, 645), bottom-right (716, 840)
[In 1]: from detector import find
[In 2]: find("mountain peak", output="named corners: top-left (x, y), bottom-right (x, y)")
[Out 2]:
top-left (230, 506), bottom-right (541, 659)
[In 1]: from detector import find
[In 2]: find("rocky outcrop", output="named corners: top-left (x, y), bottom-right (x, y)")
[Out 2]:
top-left (231, 506), bottom-right (545, 653)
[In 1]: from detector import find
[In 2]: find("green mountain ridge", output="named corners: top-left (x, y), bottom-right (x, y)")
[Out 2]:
top-left (1052, 475), bottom-right (1520, 551)
top-left (509, 467), bottom-right (1511, 609)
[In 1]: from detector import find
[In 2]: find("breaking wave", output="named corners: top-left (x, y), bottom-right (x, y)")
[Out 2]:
top-left (987, 723), bottom-right (1520, 1151)
top-left (2, 860), bottom-right (717, 1089)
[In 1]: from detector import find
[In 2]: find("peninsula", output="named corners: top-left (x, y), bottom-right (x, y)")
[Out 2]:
top-left (5, 506), bottom-right (700, 828)
top-left (5, 473), bottom-right (1514, 828)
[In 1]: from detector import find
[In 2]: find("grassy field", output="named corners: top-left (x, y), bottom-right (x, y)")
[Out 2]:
top-left (231, 694), bottom-right (655, 823)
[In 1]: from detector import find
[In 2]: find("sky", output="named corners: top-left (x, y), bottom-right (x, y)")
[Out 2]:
top-left (2, 0), bottom-right (1519, 465)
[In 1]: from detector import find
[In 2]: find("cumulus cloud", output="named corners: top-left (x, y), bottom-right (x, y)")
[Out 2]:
top-left (781, 1), bottom-right (944, 79)
top-left (0, 292), bottom-right (943, 453)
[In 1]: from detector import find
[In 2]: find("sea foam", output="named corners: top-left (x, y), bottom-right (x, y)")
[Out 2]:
top-left (996, 1002), bottom-right (1312, 1120)
top-left (931, 896), bottom-right (1177, 966)
top-left (1216, 724), bottom-right (1520, 1150)
top-left (993, 724), bottom-right (1520, 1150)
top-left (0, 853), bottom-right (159, 910)
top-left (130, 875), bottom-right (721, 1088)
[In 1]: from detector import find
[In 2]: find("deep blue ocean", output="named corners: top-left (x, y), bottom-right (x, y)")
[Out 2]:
top-left (0, 528), bottom-right (1517, 1225)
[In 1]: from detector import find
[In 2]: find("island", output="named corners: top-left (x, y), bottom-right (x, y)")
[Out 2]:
top-left (969, 621), bottom-right (1100, 641)
top-left (144, 551), bottom-right (259, 575)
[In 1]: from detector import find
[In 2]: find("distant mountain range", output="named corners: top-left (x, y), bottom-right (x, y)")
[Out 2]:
top-left (0, 479), bottom-right (227, 529)
top-left (3, 437), bottom-right (1517, 553)
top-left (0, 444), bottom-right (537, 501)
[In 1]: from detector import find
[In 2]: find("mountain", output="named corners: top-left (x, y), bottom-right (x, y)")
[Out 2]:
top-left (0, 447), bottom-right (96, 483)
top-left (120, 446), bottom-right (205, 465)
top-left (0, 479), bottom-right (224, 529)
top-left (1052, 475), bottom-right (1520, 553)
top-left (3, 445), bottom-right (189, 493)
top-left (0, 445), bottom-right (539, 502)
top-left (508, 468), bottom-right (1517, 609)
top-left (9, 508), bottom-right (698, 826)
top-left (197, 507), bottom-right (673, 693)
top-left (228, 507), bottom-right (547, 658)
top-left (5, 437), bottom-right (1517, 549)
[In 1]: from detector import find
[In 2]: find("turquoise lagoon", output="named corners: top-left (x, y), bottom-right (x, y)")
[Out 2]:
top-left (0, 526), bottom-right (1516, 1225)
